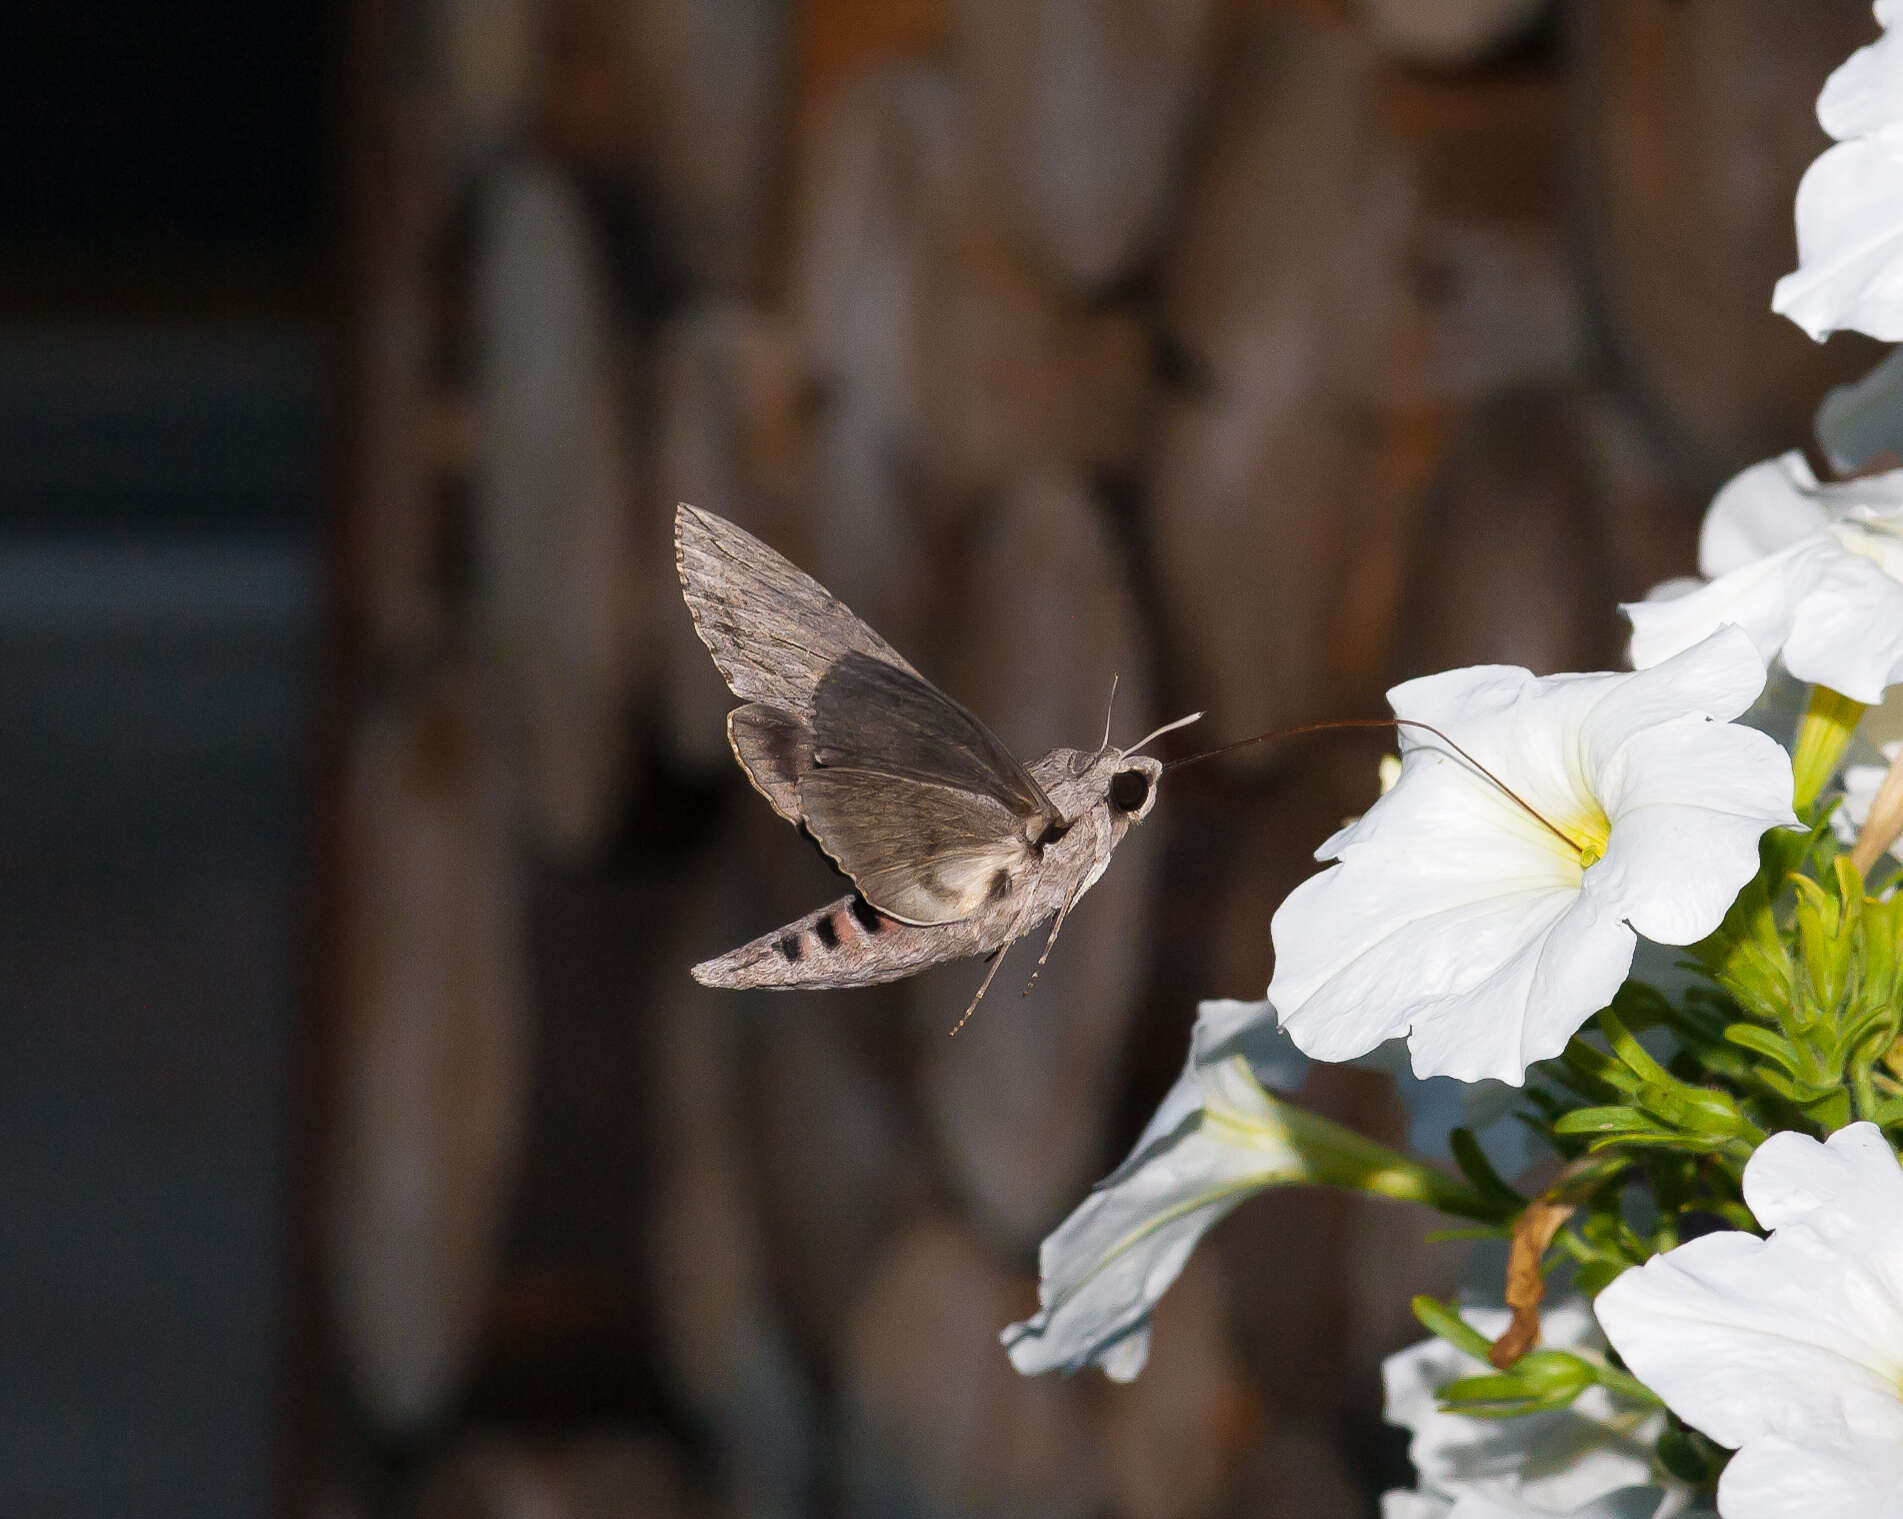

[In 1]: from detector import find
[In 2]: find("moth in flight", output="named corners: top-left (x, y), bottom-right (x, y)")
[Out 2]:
top-left (675, 504), bottom-right (1198, 1027)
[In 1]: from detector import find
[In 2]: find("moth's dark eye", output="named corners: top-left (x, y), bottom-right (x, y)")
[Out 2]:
top-left (1110, 768), bottom-right (1151, 813)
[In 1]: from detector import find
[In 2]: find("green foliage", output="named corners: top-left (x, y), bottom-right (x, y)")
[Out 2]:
top-left (1408, 1296), bottom-right (1661, 1420)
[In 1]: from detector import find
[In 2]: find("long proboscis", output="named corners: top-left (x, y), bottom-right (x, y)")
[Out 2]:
top-left (1163, 717), bottom-right (1585, 853)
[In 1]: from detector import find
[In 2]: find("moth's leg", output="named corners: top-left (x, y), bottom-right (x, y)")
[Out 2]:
top-left (949, 892), bottom-right (1038, 1036)
top-left (1018, 890), bottom-right (1075, 999)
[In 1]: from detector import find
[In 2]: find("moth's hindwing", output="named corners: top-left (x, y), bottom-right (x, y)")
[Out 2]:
top-left (726, 702), bottom-right (810, 825)
top-left (675, 504), bottom-right (920, 720)
top-left (691, 892), bottom-right (984, 989)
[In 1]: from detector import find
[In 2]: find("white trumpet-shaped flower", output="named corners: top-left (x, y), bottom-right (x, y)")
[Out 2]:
top-left (1002, 1003), bottom-right (1461, 1381)
top-left (1268, 628), bottom-right (1796, 1085)
top-left (1596, 1123), bottom-right (1903, 1519)
top-left (1625, 452), bottom-right (1903, 704)
top-left (1386, 1494), bottom-right (1707, 1519)
top-left (1382, 1301), bottom-right (1686, 1519)
top-left (1773, 2), bottom-right (1903, 341)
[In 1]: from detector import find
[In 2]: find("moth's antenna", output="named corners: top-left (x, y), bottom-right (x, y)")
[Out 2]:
top-left (1099, 674), bottom-right (1120, 755)
top-left (1164, 717), bottom-right (1586, 854)
top-left (1122, 710), bottom-right (1205, 758)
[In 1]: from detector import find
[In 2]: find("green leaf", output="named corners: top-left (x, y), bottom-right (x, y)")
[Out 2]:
top-left (1598, 1006), bottom-right (1674, 1087)
top-left (1560, 1038), bottom-right (1640, 1097)
top-left (1510, 1350), bottom-right (1597, 1396)
top-left (1552, 1104), bottom-right (1659, 1137)
top-left (1723, 1021), bottom-right (1803, 1073)
top-left (1437, 1367), bottom-right (1590, 1418)
top-left (1573, 1260), bottom-right (1626, 1296)
top-left (1448, 1128), bottom-right (1525, 1212)
top-left (1409, 1296), bottom-right (1493, 1362)
top-left (1634, 1081), bottom-right (1760, 1143)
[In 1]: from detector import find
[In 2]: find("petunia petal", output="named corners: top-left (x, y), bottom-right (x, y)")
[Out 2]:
top-left (1597, 1126), bottom-right (1903, 1468)
top-left (1402, 890), bottom-right (1633, 1083)
top-left (1741, 1120), bottom-right (1903, 1230)
top-left (1697, 453), bottom-right (1832, 576)
top-left (1779, 541), bottom-right (1903, 701)
top-left (1817, 14), bottom-right (1903, 143)
top-left (1774, 135), bottom-right (1903, 342)
top-left (1578, 626), bottom-right (1769, 769)
top-left (1624, 538), bottom-right (1837, 675)
top-left (1587, 730), bottom-right (1797, 946)
top-left (1000, 1026), bottom-right (1306, 1381)
top-left (1717, 1433), bottom-right (1903, 1519)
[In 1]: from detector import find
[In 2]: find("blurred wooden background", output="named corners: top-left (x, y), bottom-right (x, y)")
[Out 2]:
top-left (303, 1), bottom-right (1884, 1515)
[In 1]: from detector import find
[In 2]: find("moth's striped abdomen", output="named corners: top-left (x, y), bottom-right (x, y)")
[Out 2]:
top-left (691, 891), bottom-right (974, 990)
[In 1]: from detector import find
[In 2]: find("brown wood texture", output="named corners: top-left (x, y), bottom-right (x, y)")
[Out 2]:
top-left (472, 157), bottom-right (649, 859)
top-left (954, 0), bottom-right (1217, 290)
top-left (1570, 0), bottom-right (1886, 489)
top-left (305, 0), bottom-right (1867, 1513)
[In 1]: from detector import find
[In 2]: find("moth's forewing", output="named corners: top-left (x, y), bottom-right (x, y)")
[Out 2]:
top-left (675, 504), bottom-right (919, 719)
top-left (796, 651), bottom-right (1060, 923)
top-left (798, 768), bottom-right (1037, 924)
top-left (809, 653), bottom-right (1054, 824)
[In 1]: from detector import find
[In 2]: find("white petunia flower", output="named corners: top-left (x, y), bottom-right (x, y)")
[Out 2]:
top-left (1773, 2), bottom-right (1903, 341)
top-left (1382, 1301), bottom-right (1686, 1519)
top-left (1625, 452), bottom-right (1903, 704)
top-left (1267, 628), bottom-right (1796, 1085)
top-left (1002, 1002), bottom-right (1464, 1380)
top-left (1387, 1495), bottom-right (1706, 1519)
top-left (1596, 1123), bottom-right (1903, 1519)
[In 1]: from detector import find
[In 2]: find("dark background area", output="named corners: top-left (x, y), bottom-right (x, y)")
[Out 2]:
top-left (0, 3), bottom-right (321, 1515)
top-left (0, 2), bottom-right (1886, 1517)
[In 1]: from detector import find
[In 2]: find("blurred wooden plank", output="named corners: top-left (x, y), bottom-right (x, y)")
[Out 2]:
top-left (619, 0), bottom-right (795, 291)
top-left (1358, 0), bottom-right (1546, 68)
top-left (793, 66), bottom-right (1147, 659)
top-left (645, 852), bottom-right (821, 1519)
top-left (1102, 1252), bottom-right (1262, 1519)
top-left (791, 0), bottom-right (950, 183)
top-left (841, 1217), bottom-right (1106, 1518)
top-left (1390, 387), bottom-right (1620, 681)
top-left (1570, 0), bottom-right (1884, 488)
top-left (471, 156), bottom-right (647, 859)
top-left (1151, 18), bottom-right (1407, 737)
top-left (955, 0), bottom-right (1216, 290)
top-left (325, 672), bottom-right (529, 1436)
top-left (749, 1003), bottom-right (929, 1359)
top-left (406, 1431), bottom-right (707, 1519)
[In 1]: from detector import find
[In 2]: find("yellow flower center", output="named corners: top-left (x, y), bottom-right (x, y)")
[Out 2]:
top-left (1563, 803), bottom-right (1612, 872)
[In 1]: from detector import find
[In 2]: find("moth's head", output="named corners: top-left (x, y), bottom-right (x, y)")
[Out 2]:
top-left (1106, 752), bottom-right (1162, 822)
top-left (1094, 709), bottom-right (1200, 828)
